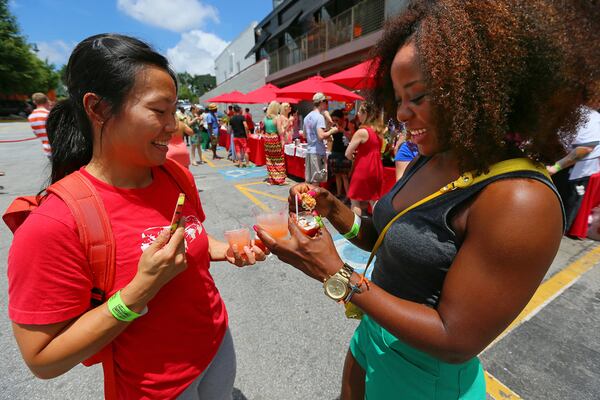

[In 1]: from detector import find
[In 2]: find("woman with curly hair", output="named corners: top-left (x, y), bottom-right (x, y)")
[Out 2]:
top-left (255, 0), bottom-right (599, 398)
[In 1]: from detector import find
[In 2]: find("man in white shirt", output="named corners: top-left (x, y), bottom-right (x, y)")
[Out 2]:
top-left (303, 92), bottom-right (338, 184)
top-left (547, 107), bottom-right (600, 229)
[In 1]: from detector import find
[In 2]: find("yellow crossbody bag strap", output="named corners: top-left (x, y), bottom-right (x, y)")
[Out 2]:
top-left (361, 157), bottom-right (548, 276)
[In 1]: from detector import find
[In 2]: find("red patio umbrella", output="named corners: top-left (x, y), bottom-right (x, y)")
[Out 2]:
top-left (276, 75), bottom-right (364, 102)
top-left (206, 92), bottom-right (231, 103)
top-left (206, 90), bottom-right (248, 104)
top-left (323, 59), bottom-right (378, 90)
top-left (244, 83), bottom-right (301, 104)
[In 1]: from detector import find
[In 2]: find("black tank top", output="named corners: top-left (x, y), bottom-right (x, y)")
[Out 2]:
top-left (371, 155), bottom-right (565, 308)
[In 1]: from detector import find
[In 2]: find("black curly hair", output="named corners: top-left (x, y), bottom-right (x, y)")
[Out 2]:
top-left (369, 0), bottom-right (600, 173)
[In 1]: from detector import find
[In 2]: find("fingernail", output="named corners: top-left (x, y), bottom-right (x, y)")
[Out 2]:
top-left (252, 225), bottom-right (259, 232)
top-left (308, 190), bottom-right (317, 197)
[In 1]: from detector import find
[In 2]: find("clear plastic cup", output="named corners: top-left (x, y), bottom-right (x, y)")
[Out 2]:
top-left (255, 209), bottom-right (289, 239)
top-left (296, 211), bottom-right (320, 237)
top-left (224, 228), bottom-right (251, 252)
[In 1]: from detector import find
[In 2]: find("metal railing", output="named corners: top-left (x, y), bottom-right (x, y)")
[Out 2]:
top-left (268, 0), bottom-right (385, 74)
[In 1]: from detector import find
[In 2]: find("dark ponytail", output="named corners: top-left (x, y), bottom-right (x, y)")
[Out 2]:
top-left (47, 98), bottom-right (93, 183)
top-left (46, 33), bottom-right (177, 183)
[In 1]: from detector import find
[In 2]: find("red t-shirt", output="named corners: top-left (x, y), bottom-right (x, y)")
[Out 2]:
top-left (244, 113), bottom-right (254, 132)
top-left (8, 167), bottom-right (228, 399)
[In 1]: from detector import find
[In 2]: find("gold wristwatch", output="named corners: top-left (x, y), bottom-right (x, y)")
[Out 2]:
top-left (323, 263), bottom-right (354, 301)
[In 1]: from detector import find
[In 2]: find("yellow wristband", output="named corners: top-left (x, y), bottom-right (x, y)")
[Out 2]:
top-left (107, 290), bottom-right (147, 322)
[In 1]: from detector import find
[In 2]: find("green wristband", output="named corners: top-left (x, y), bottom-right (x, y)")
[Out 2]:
top-left (343, 213), bottom-right (361, 240)
top-left (553, 162), bottom-right (562, 172)
top-left (107, 290), bottom-right (144, 322)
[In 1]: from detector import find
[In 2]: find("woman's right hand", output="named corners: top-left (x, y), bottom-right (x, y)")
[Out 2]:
top-left (288, 184), bottom-right (337, 219)
top-left (121, 222), bottom-right (187, 311)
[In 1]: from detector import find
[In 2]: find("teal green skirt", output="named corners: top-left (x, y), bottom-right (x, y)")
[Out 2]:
top-left (350, 315), bottom-right (486, 399)
top-left (200, 130), bottom-right (211, 150)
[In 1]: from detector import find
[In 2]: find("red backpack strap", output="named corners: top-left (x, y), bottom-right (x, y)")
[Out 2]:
top-left (48, 172), bottom-right (119, 399)
top-left (48, 171), bottom-right (116, 307)
top-left (2, 195), bottom-right (45, 233)
top-left (161, 159), bottom-right (201, 212)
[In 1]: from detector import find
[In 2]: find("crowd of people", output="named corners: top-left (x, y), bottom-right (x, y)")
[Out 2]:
top-left (4, 0), bottom-right (599, 399)
top-left (167, 95), bottom-right (415, 210)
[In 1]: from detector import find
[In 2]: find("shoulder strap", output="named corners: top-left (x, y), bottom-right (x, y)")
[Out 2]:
top-left (47, 172), bottom-right (116, 307)
top-left (161, 158), bottom-right (201, 212)
top-left (362, 158), bottom-right (548, 277)
top-left (50, 172), bottom-right (121, 400)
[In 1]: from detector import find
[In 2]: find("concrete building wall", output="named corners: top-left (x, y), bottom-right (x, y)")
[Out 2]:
top-left (215, 23), bottom-right (258, 85)
top-left (199, 59), bottom-right (269, 118)
top-left (385, 0), bottom-right (409, 19)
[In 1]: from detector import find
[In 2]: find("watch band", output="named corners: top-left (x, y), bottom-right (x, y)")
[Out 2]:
top-left (339, 263), bottom-right (354, 280)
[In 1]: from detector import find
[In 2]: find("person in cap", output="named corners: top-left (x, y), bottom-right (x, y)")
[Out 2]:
top-left (206, 103), bottom-right (222, 160)
top-left (303, 92), bottom-right (338, 184)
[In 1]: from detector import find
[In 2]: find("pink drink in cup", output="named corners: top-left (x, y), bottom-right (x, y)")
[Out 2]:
top-left (256, 209), bottom-right (289, 239)
top-left (224, 228), bottom-right (251, 254)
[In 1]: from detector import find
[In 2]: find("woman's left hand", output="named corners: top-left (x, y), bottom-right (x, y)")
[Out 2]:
top-left (254, 215), bottom-right (344, 281)
top-left (226, 240), bottom-right (269, 267)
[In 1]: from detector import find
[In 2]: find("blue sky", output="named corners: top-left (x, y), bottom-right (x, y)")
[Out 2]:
top-left (9, 0), bottom-right (273, 74)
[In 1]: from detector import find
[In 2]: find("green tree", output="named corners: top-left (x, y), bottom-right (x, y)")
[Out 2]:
top-left (190, 74), bottom-right (216, 97)
top-left (0, 0), bottom-right (60, 94)
top-left (176, 72), bottom-right (215, 102)
top-left (178, 84), bottom-right (198, 103)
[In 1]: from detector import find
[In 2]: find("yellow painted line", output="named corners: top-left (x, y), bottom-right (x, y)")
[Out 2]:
top-left (483, 244), bottom-right (600, 399)
top-left (244, 187), bottom-right (288, 202)
top-left (487, 244), bottom-right (600, 348)
top-left (234, 185), bottom-right (271, 211)
top-left (485, 372), bottom-right (522, 399)
top-left (201, 154), bottom-right (215, 168)
top-left (237, 181), bottom-right (268, 188)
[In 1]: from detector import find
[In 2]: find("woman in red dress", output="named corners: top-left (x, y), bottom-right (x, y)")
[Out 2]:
top-left (345, 102), bottom-right (384, 215)
top-left (167, 120), bottom-right (192, 169)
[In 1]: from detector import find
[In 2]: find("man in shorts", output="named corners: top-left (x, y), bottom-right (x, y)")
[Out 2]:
top-left (206, 103), bottom-right (222, 160)
top-left (303, 92), bottom-right (338, 184)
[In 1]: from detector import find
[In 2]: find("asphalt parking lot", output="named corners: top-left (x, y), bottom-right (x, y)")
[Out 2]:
top-left (1, 121), bottom-right (599, 399)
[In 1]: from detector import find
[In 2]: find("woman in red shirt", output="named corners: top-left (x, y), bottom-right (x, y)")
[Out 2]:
top-left (7, 34), bottom-right (266, 399)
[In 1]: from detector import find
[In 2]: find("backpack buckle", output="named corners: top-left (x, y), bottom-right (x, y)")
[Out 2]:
top-left (91, 287), bottom-right (106, 307)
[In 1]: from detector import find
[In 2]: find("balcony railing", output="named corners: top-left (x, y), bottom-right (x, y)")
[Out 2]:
top-left (267, 0), bottom-right (385, 75)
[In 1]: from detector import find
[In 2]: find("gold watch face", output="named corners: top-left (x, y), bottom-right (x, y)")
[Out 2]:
top-left (324, 277), bottom-right (348, 300)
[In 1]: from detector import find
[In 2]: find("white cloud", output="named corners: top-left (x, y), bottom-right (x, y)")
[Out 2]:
top-left (117, 0), bottom-right (219, 32)
top-left (35, 40), bottom-right (75, 66)
top-left (167, 30), bottom-right (228, 74)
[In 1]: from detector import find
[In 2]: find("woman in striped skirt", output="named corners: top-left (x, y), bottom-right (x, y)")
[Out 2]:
top-left (263, 101), bottom-right (287, 185)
